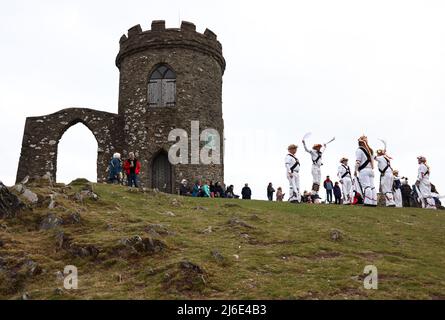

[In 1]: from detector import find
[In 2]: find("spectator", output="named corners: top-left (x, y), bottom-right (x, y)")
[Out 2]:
top-left (123, 152), bottom-right (141, 188)
top-left (180, 179), bottom-right (191, 196)
top-left (202, 180), bottom-right (211, 198)
top-left (400, 178), bottom-right (412, 207)
top-left (214, 182), bottom-right (225, 198)
top-left (312, 193), bottom-right (322, 204)
top-left (431, 184), bottom-right (442, 208)
top-left (108, 153), bottom-right (122, 184)
top-left (267, 183), bottom-right (276, 201)
top-left (352, 191), bottom-right (364, 205)
top-left (192, 180), bottom-right (202, 197)
top-left (303, 191), bottom-right (313, 203)
top-left (241, 184), bottom-right (252, 200)
top-left (323, 176), bottom-right (334, 203)
top-left (209, 181), bottom-right (216, 198)
top-left (226, 185), bottom-right (234, 198)
top-left (333, 182), bottom-right (342, 204)
top-left (276, 187), bottom-right (285, 202)
top-left (226, 185), bottom-right (240, 199)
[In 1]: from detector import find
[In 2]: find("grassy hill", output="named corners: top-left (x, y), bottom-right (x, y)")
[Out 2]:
top-left (1, 181), bottom-right (444, 300)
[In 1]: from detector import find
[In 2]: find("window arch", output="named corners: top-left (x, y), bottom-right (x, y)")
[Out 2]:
top-left (148, 65), bottom-right (176, 107)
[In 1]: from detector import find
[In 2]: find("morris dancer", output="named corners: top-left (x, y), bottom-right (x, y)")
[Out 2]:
top-left (338, 157), bottom-right (353, 205)
top-left (375, 149), bottom-right (396, 207)
top-left (285, 144), bottom-right (301, 203)
top-left (354, 136), bottom-right (377, 206)
top-left (393, 170), bottom-right (403, 208)
top-left (303, 140), bottom-right (326, 195)
top-left (416, 156), bottom-right (436, 209)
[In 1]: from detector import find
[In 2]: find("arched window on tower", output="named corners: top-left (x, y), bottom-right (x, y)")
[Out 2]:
top-left (148, 65), bottom-right (176, 107)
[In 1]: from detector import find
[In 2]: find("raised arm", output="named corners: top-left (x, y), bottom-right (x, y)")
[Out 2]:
top-left (354, 149), bottom-right (361, 176)
top-left (302, 140), bottom-right (311, 153)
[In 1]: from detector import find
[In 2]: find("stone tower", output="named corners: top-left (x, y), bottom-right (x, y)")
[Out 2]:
top-left (16, 20), bottom-right (225, 193)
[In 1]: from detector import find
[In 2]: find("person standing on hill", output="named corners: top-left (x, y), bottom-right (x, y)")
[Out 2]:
top-left (242, 184), bottom-right (252, 200)
top-left (400, 178), bottom-right (412, 207)
top-left (267, 183), bottom-right (276, 201)
top-left (393, 170), bottom-right (403, 207)
top-left (303, 141), bottom-right (326, 196)
top-left (416, 156), bottom-right (436, 209)
top-left (333, 182), bottom-right (342, 204)
top-left (285, 144), bottom-right (301, 203)
top-left (108, 153), bottom-right (122, 184)
top-left (354, 136), bottom-right (377, 206)
top-left (276, 187), bottom-right (285, 202)
top-left (323, 176), bottom-right (334, 203)
top-left (123, 152), bottom-right (141, 188)
top-left (375, 149), bottom-right (396, 207)
top-left (338, 157), bottom-right (353, 205)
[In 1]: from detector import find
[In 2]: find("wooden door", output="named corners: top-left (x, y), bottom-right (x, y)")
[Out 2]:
top-left (152, 153), bottom-right (172, 193)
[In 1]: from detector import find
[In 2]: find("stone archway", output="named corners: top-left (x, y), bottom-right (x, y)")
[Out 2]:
top-left (16, 108), bottom-right (123, 184)
top-left (57, 122), bottom-right (99, 183)
top-left (151, 151), bottom-right (173, 193)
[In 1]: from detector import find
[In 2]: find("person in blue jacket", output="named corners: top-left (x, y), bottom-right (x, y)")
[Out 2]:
top-left (108, 153), bottom-right (122, 184)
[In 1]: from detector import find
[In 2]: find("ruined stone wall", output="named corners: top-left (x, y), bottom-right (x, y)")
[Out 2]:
top-left (16, 108), bottom-right (123, 184)
top-left (116, 21), bottom-right (225, 192)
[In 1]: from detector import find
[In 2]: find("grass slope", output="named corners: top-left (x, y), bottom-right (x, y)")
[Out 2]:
top-left (1, 183), bottom-right (444, 300)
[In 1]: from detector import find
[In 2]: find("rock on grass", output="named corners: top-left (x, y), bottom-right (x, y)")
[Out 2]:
top-left (163, 261), bottom-right (207, 293)
top-left (330, 229), bottom-right (344, 242)
top-left (228, 218), bottom-right (254, 229)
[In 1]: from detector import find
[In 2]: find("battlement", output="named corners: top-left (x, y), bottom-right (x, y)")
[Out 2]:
top-left (116, 20), bottom-right (225, 72)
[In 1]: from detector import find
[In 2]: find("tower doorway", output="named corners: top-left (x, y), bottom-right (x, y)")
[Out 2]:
top-left (152, 152), bottom-right (173, 193)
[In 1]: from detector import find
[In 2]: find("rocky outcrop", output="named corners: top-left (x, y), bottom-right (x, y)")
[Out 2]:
top-left (0, 182), bottom-right (25, 219)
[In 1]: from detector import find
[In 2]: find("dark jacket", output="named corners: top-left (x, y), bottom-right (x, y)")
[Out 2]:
top-left (109, 158), bottom-right (122, 180)
top-left (400, 184), bottom-right (412, 197)
top-left (334, 185), bottom-right (342, 198)
top-left (180, 184), bottom-right (190, 196)
top-left (214, 184), bottom-right (225, 197)
top-left (242, 187), bottom-right (252, 200)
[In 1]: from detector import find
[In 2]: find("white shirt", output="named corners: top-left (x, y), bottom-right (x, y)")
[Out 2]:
top-left (418, 163), bottom-right (430, 182)
top-left (375, 155), bottom-right (392, 174)
top-left (304, 144), bottom-right (325, 166)
top-left (338, 164), bottom-right (351, 181)
top-left (285, 154), bottom-right (300, 174)
top-left (356, 148), bottom-right (373, 170)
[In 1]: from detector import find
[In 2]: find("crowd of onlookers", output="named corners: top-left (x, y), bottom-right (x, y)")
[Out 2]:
top-left (107, 153), bottom-right (441, 208)
top-left (180, 179), bottom-right (240, 199)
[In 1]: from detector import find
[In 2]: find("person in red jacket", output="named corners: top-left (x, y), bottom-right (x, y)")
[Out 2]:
top-left (123, 152), bottom-right (141, 188)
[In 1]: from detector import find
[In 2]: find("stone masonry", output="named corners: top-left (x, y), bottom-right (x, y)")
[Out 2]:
top-left (16, 20), bottom-right (225, 194)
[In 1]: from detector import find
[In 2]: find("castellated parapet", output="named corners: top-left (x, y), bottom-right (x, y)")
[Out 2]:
top-left (16, 21), bottom-right (225, 193)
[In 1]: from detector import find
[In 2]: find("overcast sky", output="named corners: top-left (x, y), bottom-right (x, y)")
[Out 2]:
top-left (1, 0), bottom-right (444, 200)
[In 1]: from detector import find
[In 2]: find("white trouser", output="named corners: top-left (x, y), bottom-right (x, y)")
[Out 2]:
top-left (394, 189), bottom-right (403, 207)
top-left (418, 180), bottom-right (436, 209)
top-left (312, 164), bottom-right (321, 189)
top-left (358, 168), bottom-right (377, 206)
top-left (341, 177), bottom-right (354, 204)
top-left (288, 172), bottom-right (301, 202)
top-left (380, 172), bottom-right (395, 207)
